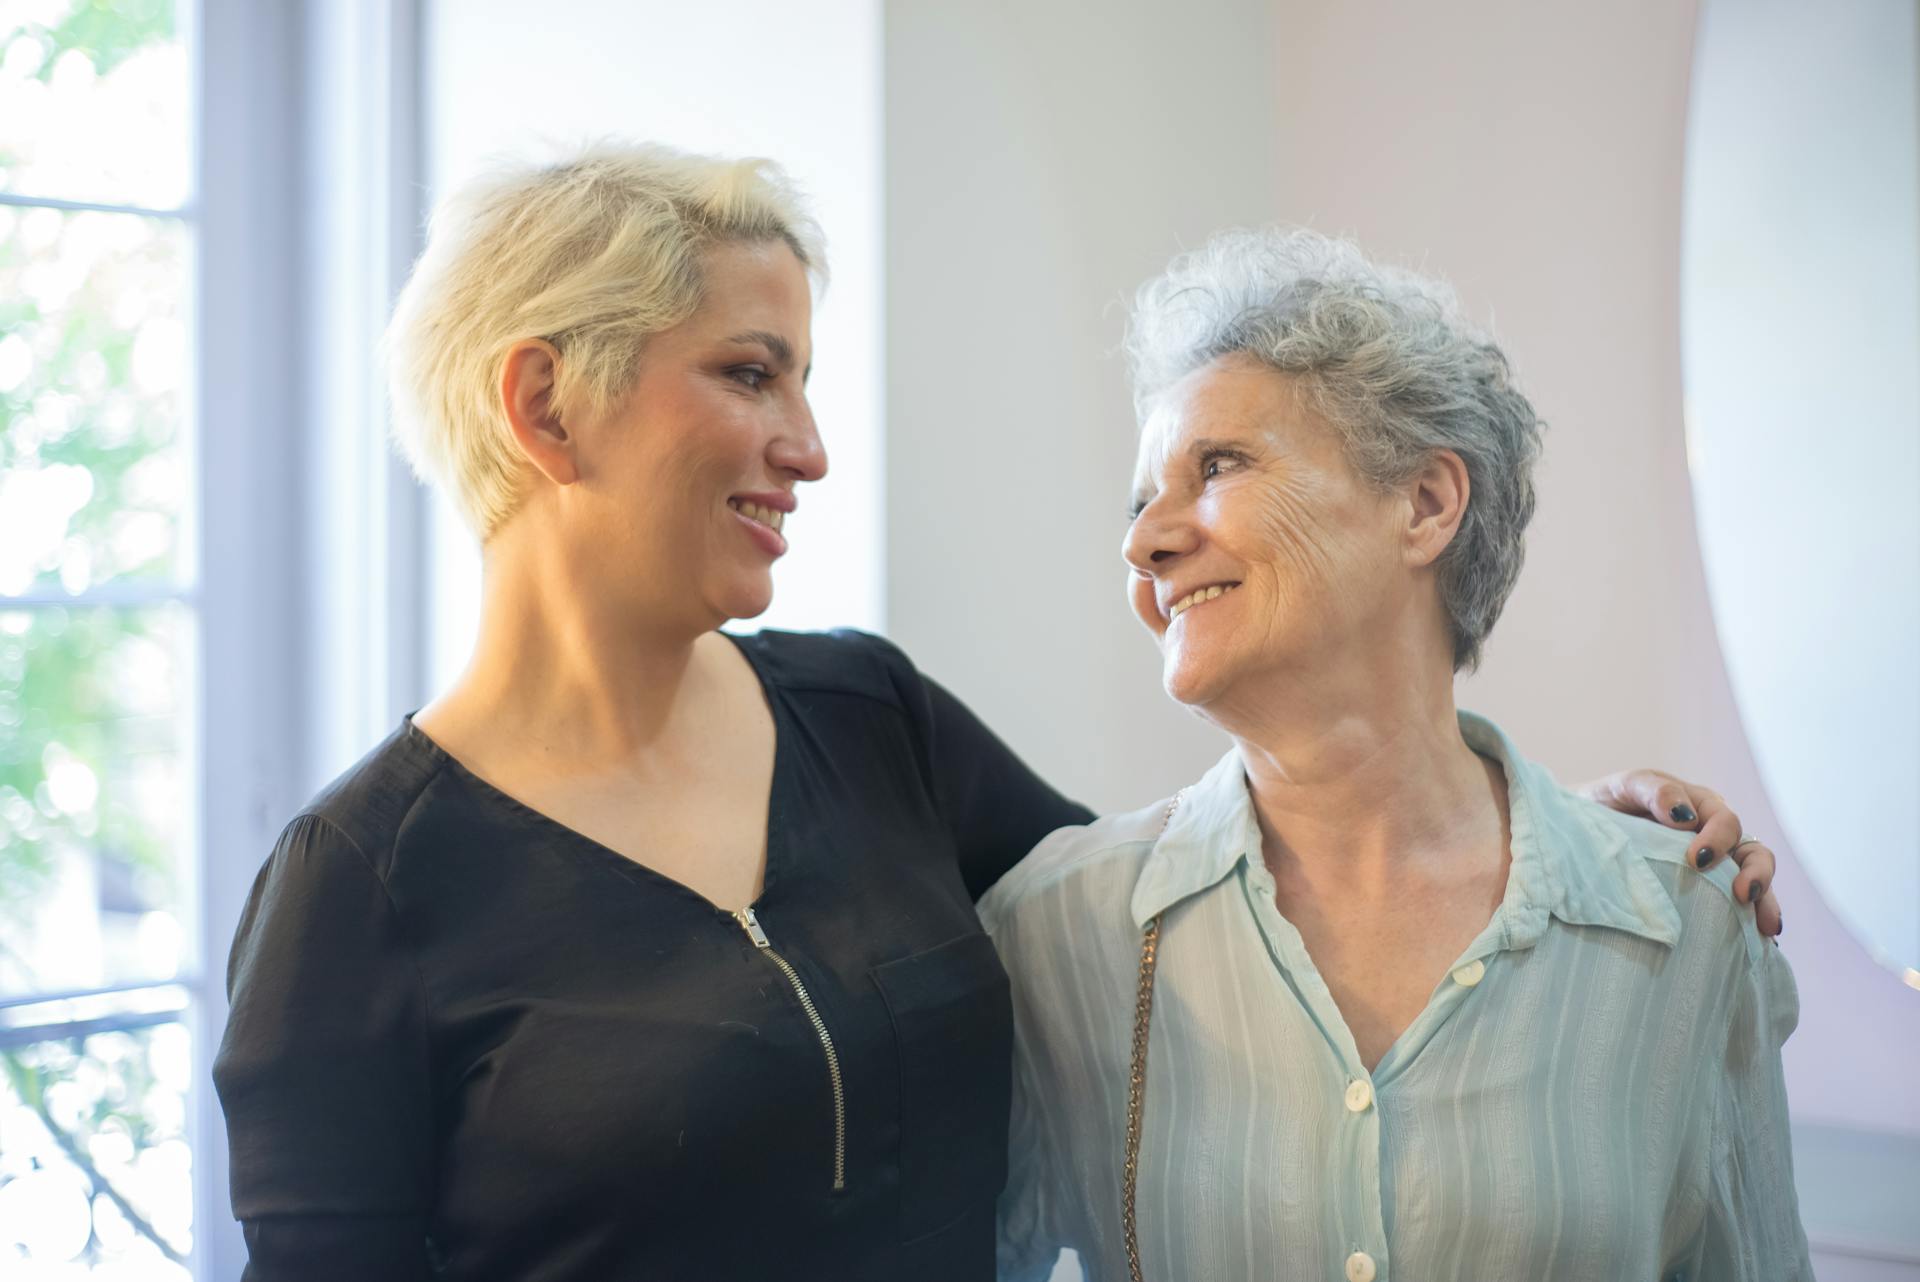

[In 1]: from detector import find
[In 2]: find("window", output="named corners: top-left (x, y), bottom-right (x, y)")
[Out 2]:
top-left (0, 1), bottom-right (198, 1275)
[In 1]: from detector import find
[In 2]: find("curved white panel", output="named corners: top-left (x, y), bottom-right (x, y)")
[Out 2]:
top-left (1682, 0), bottom-right (1920, 970)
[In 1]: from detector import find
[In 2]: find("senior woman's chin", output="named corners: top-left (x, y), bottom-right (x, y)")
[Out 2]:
top-left (1156, 634), bottom-right (1244, 709)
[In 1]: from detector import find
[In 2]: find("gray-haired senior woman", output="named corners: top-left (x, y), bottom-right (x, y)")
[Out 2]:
top-left (981, 230), bottom-right (1811, 1281)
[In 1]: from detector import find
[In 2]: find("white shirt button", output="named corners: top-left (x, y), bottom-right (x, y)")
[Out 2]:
top-left (1344, 1078), bottom-right (1373, 1113)
top-left (1345, 1250), bottom-right (1377, 1282)
top-left (1452, 958), bottom-right (1486, 987)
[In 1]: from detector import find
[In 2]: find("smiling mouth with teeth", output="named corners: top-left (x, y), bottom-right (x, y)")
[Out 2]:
top-left (727, 498), bottom-right (786, 533)
top-left (1167, 582), bottom-right (1241, 622)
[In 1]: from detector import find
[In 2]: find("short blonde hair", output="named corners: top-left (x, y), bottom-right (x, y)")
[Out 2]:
top-left (385, 141), bottom-right (827, 537)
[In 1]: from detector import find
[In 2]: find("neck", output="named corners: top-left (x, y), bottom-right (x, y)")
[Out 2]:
top-left (1209, 634), bottom-right (1506, 898)
top-left (430, 525), bottom-right (720, 764)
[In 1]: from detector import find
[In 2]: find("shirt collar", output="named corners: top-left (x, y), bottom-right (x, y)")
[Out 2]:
top-left (1129, 746), bottom-right (1262, 928)
top-left (1129, 711), bottom-right (1682, 952)
top-left (1464, 712), bottom-right (1681, 951)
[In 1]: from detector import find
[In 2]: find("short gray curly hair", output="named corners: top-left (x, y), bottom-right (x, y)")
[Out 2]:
top-left (1125, 227), bottom-right (1543, 671)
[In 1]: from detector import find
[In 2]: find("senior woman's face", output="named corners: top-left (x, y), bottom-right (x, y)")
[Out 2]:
top-left (1123, 356), bottom-right (1407, 709)
top-left (579, 239), bottom-right (823, 625)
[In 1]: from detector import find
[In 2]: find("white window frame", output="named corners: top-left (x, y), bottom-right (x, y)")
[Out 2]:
top-left (193, 1), bottom-right (431, 1277)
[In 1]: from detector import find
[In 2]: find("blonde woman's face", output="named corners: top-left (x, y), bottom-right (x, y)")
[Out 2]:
top-left (574, 240), bottom-right (824, 628)
top-left (1122, 357), bottom-right (1403, 712)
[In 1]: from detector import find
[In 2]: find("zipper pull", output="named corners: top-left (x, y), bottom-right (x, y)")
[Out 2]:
top-left (733, 907), bottom-right (771, 948)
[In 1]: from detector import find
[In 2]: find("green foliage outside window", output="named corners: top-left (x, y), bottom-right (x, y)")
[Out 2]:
top-left (2, 2), bottom-right (196, 1274)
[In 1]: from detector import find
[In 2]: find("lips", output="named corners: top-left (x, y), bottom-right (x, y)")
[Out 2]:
top-left (726, 494), bottom-right (792, 559)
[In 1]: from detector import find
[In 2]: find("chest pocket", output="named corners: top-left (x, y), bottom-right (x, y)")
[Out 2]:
top-left (869, 932), bottom-right (1014, 1244)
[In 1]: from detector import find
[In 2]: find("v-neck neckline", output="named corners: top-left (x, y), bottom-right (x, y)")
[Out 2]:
top-left (1234, 849), bottom-right (1523, 1085)
top-left (401, 629), bottom-right (791, 918)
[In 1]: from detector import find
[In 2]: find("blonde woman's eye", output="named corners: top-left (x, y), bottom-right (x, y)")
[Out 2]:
top-left (730, 366), bottom-right (770, 389)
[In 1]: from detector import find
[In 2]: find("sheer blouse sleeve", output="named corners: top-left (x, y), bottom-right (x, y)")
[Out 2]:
top-left (212, 813), bottom-right (436, 1281)
top-left (866, 633), bottom-right (1095, 899)
top-left (1694, 944), bottom-right (1813, 1281)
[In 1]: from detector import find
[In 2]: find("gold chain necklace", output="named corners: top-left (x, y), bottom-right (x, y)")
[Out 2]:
top-left (1123, 788), bottom-right (1184, 1282)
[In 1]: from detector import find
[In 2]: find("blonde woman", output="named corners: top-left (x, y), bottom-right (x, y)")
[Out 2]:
top-left (212, 146), bottom-right (1782, 1282)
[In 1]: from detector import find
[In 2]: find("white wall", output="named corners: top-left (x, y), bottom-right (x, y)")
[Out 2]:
top-left (884, 0), bottom-right (1283, 812)
top-left (422, 0), bottom-right (884, 690)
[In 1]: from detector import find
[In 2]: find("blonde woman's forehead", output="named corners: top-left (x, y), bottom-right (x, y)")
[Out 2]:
top-left (682, 244), bottom-right (814, 356)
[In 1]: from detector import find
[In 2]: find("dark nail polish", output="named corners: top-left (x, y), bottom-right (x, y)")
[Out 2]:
top-left (1695, 847), bottom-right (1714, 869)
top-left (1748, 880), bottom-right (1764, 905)
top-left (1670, 804), bottom-right (1697, 824)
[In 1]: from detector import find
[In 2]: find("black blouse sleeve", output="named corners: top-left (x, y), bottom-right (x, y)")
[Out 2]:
top-left (868, 634), bottom-right (1096, 899)
top-left (211, 813), bottom-right (435, 1281)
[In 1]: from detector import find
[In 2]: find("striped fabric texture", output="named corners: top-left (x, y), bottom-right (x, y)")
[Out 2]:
top-left (979, 713), bottom-right (1811, 1282)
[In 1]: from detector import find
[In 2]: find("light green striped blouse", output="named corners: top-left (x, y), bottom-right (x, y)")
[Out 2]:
top-left (978, 713), bottom-right (1811, 1282)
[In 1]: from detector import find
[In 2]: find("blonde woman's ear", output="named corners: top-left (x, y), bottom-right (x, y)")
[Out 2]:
top-left (500, 339), bottom-right (577, 486)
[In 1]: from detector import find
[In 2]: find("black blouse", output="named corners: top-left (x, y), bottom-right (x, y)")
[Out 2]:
top-left (211, 629), bottom-right (1092, 1282)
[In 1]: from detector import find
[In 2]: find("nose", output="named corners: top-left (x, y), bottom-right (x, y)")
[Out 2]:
top-left (769, 395), bottom-right (828, 483)
top-left (1122, 493), bottom-right (1200, 577)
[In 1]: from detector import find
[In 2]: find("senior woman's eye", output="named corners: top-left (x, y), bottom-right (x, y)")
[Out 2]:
top-left (1200, 448), bottom-right (1246, 479)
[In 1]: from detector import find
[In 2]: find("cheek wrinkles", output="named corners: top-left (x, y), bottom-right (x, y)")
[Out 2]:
top-left (1248, 474), bottom-right (1343, 614)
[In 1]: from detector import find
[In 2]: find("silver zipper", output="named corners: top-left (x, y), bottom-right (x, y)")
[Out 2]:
top-left (733, 906), bottom-right (848, 1191)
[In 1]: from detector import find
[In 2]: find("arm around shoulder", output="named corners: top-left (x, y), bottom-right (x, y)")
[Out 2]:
top-left (859, 631), bottom-right (1094, 899)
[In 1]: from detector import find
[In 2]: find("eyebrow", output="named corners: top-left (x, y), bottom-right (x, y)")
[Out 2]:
top-left (1128, 435), bottom-right (1253, 515)
top-left (724, 330), bottom-right (809, 381)
top-left (1184, 434), bottom-right (1251, 458)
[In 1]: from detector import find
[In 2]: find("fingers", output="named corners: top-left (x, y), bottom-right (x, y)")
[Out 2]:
top-left (1576, 768), bottom-right (1780, 935)
top-left (1688, 791), bottom-right (1739, 872)
top-left (1587, 769), bottom-right (1700, 829)
top-left (1727, 839), bottom-right (1780, 936)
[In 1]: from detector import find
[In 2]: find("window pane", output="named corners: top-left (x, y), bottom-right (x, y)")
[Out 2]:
top-left (0, 205), bottom-right (188, 596)
top-left (0, 605), bottom-right (190, 999)
top-left (0, 0), bottom-right (188, 209)
top-left (0, 1018), bottom-right (193, 1276)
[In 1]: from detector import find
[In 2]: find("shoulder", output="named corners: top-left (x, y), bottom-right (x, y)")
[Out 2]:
top-left (1570, 792), bottom-right (1798, 1042)
top-left (1569, 789), bottom-right (1766, 969)
top-left (283, 722), bottom-right (450, 884)
top-left (729, 627), bottom-right (922, 709)
top-left (976, 796), bottom-right (1171, 934)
